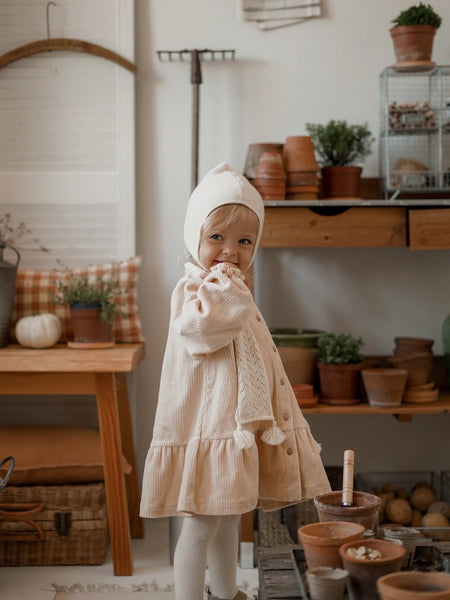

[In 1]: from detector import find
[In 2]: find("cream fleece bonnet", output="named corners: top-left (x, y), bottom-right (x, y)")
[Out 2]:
top-left (184, 163), bottom-right (265, 269)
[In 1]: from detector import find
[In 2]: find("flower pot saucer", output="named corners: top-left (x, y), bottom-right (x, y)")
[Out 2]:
top-left (67, 341), bottom-right (115, 349)
top-left (392, 60), bottom-right (435, 72)
top-left (320, 397), bottom-right (360, 405)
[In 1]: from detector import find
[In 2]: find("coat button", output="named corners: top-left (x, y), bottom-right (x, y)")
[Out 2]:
top-left (273, 345), bottom-right (277, 352)
top-left (256, 314), bottom-right (261, 322)
top-left (286, 447), bottom-right (293, 455)
top-left (280, 377), bottom-right (285, 385)
top-left (283, 412), bottom-right (289, 421)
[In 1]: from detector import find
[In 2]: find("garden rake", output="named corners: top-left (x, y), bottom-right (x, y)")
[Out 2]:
top-left (157, 48), bottom-right (236, 191)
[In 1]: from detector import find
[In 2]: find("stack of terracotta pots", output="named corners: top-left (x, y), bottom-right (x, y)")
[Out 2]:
top-left (252, 151), bottom-right (286, 201)
top-left (243, 142), bottom-right (283, 183)
top-left (282, 136), bottom-right (319, 199)
top-left (388, 336), bottom-right (438, 403)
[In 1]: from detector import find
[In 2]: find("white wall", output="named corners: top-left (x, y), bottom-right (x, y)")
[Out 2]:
top-left (135, 1), bottom-right (450, 479)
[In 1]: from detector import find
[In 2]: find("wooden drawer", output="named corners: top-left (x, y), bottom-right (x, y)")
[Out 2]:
top-left (409, 208), bottom-right (450, 249)
top-left (260, 206), bottom-right (406, 248)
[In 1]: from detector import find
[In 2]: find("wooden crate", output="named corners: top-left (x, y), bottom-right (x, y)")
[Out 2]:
top-left (258, 547), bottom-right (303, 600)
top-left (409, 209), bottom-right (450, 249)
top-left (261, 207), bottom-right (406, 248)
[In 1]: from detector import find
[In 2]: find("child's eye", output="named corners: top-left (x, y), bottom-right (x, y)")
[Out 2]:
top-left (240, 238), bottom-right (253, 245)
top-left (210, 233), bottom-right (222, 241)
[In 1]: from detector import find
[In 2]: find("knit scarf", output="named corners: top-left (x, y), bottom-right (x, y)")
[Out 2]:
top-left (233, 323), bottom-right (286, 450)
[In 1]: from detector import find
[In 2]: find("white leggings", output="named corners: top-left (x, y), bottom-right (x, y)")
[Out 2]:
top-left (173, 514), bottom-right (241, 600)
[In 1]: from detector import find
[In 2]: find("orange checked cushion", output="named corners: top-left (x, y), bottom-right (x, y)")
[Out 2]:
top-left (11, 256), bottom-right (145, 343)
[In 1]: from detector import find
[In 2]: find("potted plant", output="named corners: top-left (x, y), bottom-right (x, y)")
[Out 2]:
top-left (316, 332), bottom-right (365, 404)
top-left (305, 120), bottom-right (374, 199)
top-left (390, 3), bottom-right (442, 67)
top-left (51, 268), bottom-right (127, 348)
top-left (0, 213), bottom-right (48, 348)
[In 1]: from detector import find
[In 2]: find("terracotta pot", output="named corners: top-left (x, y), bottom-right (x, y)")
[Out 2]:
top-left (393, 336), bottom-right (434, 356)
top-left (283, 136), bottom-right (318, 172)
top-left (69, 304), bottom-right (114, 346)
top-left (255, 152), bottom-right (286, 179)
top-left (361, 368), bottom-right (408, 408)
top-left (314, 491), bottom-right (382, 530)
top-left (243, 143), bottom-right (283, 179)
top-left (377, 571), bottom-right (450, 600)
top-left (287, 171), bottom-right (320, 186)
top-left (388, 352), bottom-right (433, 386)
top-left (271, 328), bottom-right (323, 385)
top-left (298, 521), bottom-right (365, 570)
top-left (340, 539), bottom-right (405, 600)
top-left (321, 166), bottom-right (362, 199)
top-left (390, 25), bottom-right (437, 67)
top-left (317, 362), bottom-right (365, 404)
top-left (306, 566), bottom-right (348, 600)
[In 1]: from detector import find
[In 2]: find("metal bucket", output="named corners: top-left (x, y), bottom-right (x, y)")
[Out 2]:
top-left (0, 245), bottom-right (20, 348)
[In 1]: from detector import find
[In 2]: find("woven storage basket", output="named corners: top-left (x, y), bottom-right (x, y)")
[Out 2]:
top-left (0, 482), bottom-right (108, 566)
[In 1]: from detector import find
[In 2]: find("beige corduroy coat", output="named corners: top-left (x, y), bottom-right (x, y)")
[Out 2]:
top-left (140, 262), bottom-right (331, 518)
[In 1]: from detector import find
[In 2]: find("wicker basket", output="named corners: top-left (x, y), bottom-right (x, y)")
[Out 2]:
top-left (0, 482), bottom-right (108, 566)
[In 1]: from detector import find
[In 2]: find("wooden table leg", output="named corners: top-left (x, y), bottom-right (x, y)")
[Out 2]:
top-left (95, 372), bottom-right (133, 576)
top-left (116, 373), bottom-right (144, 538)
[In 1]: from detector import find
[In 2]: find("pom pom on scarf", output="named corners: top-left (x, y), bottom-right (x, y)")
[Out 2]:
top-left (234, 425), bottom-right (255, 449)
top-left (261, 422), bottom-right (286, 446)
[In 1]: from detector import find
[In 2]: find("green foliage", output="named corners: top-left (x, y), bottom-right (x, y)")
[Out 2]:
top-left (51, 268), bottom-right (127, 323)
top-left (316, 333), bottom-right (364, 365)
top-left (392, 3), bottom-right (441, 28)
top-left (305, 120), bottom-right (374, 167)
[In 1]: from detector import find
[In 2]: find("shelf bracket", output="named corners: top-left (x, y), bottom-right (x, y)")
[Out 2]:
top-left (394, 413), bottom-right (413, 422)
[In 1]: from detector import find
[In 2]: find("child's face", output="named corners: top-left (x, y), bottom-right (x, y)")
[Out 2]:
top-left (198, 211), bottom-right (259, 272)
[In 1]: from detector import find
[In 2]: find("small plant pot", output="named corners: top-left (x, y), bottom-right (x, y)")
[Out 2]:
top-left (306, 566), bottom-right (348, 600)
top-left (282, 136), bottom-right (318, 173)
top-left (321, 166), bottom-right (363, 199)
top-left (381, 526), bottom-right (421, 569)
top-left (314, 490), bottom-right (382, 530)
top-left (339, 538), bottom-right (405, 600)
top-left (377, 571), bottom-right (450, 600)
top-left (271, 328), bottom-right (323, 385)
top-left (361, 368), bottom-right (408, 408)
top-left (393, 336), bottom-right (434, 356)
top-left (388, 352), bottom-right (433, 386)
top-left (390, 25), bottom-right (437, 67)
top-left (298, 521), bottom-right (365, 570)
top-left (317, 362), bottom-right (365, 404)
top-left (69, 304), bottom-right (114, 348)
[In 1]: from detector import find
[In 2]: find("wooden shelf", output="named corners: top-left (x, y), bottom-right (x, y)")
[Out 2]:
top-left (301, 394), bottom-right (450, 422)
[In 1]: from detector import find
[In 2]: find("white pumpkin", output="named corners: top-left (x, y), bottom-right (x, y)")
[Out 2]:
top-left (15, 313), bottom-right (62, 348)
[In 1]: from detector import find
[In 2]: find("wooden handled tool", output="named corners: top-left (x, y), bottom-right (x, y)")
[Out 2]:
top-left (342, 449), bottom-right (355, 507)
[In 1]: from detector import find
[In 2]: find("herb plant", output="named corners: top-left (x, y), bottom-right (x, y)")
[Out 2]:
top-left (391, 3), bottom-right (441, 28)
top-left (306, 120), bottom-right (374, 167)
top-left (0, 213), bottom-right (48, 252)
top-left (316, 333), bottom-right (364, 365)
top-left (51, 268), bottom-right (127, 323)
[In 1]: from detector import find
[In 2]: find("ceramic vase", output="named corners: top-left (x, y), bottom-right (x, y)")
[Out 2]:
top-left (314, 490), bottom-right (382, 530)
top-left (339, 538), bottom-right (405, 600)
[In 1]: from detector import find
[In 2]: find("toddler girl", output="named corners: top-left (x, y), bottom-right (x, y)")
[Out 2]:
top-left (140, 163), bottom-right (330, 600)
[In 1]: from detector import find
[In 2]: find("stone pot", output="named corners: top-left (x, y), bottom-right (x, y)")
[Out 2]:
top-left (317, 362), bottom-right (365, 404)
top-left (361, 368), bottom-right (408, 408)
top-left (321, 166), bottom-right (363, 199)
top-left (314, 490), bottom-right (382, 530)
top-left (377, 571), bottom-right (450, 600)
top-left (298, 520), bottom-right (365, 570)
top-left (340, 538), bottom-right (405, 600)
top-left (390, 25), bottom-right (437, 67)
top-left (306, 566), bottom-right (348, 600)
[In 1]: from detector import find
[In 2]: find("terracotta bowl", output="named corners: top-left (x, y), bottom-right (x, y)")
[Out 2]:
top-left (377, 571), bottom-right (450, 600)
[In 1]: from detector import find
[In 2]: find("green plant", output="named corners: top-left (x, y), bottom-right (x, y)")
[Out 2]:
top-left (392, 3), bottom-right (441, 28)
top-left (305, 120), bottom-right (374, 167)
top-left (316, 333), bottom-right (364, 365)
top-left (51, 268), bottom-right (127, 323)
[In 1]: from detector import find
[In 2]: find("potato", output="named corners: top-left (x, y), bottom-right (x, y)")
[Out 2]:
top-left (410, 487), bottom-right (436, 512)
top-left (386, 498), bottom-right (413, 525)
top-left (396, 488), bottom-right (408, 500)
top-left (412, 481), bottom-right (435, 494)
top-left (421, 512), bottom-right (449, 528)
top-left (427, 501), bottom-right (450, 518)
top-left (382, 483), bottom-right (396, 494)
top-left (377, 493), bottom-right (391, 523)
top-left (411, 509), bottom-right (423, 527)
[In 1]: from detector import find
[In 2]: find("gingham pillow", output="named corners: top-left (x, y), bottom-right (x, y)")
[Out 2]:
top-left (11, 256), bottom-right (145, 343)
